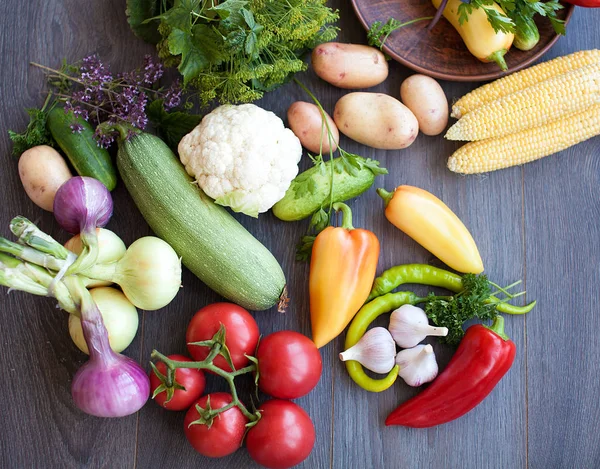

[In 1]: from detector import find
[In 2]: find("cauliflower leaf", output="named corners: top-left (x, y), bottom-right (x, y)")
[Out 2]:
top-left (215, 191), bottom-right (260, 218)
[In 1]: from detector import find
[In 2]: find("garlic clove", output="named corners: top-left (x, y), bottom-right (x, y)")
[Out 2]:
top-left (396, 344), bottom-right (439, 387)
top-left (339, 327), bottom-right (396, 374)
top-left (388, 304), bottom-right (448, 348)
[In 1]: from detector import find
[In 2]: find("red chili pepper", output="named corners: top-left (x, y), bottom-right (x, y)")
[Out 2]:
top-left (563, 0), bottom-right (599, 7)
top-left (385, 315), bottom-right (516, 428)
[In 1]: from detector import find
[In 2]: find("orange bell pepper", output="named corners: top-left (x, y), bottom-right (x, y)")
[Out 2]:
top-left (377, 185), bottom-right (484, 274)
top-left (309, 203), bottom-right (380, 348)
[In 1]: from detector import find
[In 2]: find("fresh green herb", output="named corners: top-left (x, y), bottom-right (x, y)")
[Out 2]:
top-left (292, 79), bottom-right (387, 261)
top-left (458, 0), bottom-right (565, 36)
top-left (31, 55), bottom-right (190, 148)
top-left (126, 0), bottom-right (163, 44)
top-left (147, 99), bottom-right (202, 150)
top-left (424, 274), bottom-right (526, 344)
top-left (458, 0), bottom-right (515, 34)
top-left (8, 93), bottom-right (56, 156)
top-left (133, 0), bottom-right (339, 105)
top-left (508, 0), bottom-right (565, 35)
top-left (367, 17), bottom-right (433, 50)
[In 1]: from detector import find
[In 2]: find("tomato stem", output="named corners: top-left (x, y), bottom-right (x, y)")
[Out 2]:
top-left (151, 349), bottom-right (258, 422)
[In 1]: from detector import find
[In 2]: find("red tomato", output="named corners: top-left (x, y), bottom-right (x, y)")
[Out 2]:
top-left (246, 400), bottom-right (316, 469)
top-left (149, 354), bottom-right (205, 411)
top-left (183, 392), bottom-right (248, 458)
top-left (186, 303), bottom-right (259, 372)
top-left (256, 331), bottom-right (322, 399)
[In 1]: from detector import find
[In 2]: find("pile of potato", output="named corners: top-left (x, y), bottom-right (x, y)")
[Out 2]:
top-left (288, 42), bottom-right (449, 151)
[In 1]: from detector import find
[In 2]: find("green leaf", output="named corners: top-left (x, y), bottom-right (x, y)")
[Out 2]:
top-left (214, 191), bottom-right (260, 217)
top-left (211, 0), bottom-right (248, 27)
top-left (549, 16), bottom-right (566, 35)
top-left (483, 7), bottom-right (516, 34)
top-left (168, 25), bottom-right (225, 83)
top-left (425, 274), bottom-right (497, 345)
top-left (309, 208), bottom-right (329, 233)
top-left (8, 108), bottom-right (55, 156)
top-left (366, 18), bottom-right (401, 49)
top-left (294, 176), bottom-right (319, 199)
top-left (155, 0), bottom-right (201, 32)
top-left (126, 0), bottom-right (163, 44)
top-left (362, 157), bottom-right (388, 176)
top-left (147, 99), bottom-right (202, 150)
top-left (295, 235), bottom-right (316, 262)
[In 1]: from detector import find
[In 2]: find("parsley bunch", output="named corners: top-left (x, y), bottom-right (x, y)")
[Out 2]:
top-left (424, 274), bottom-right (526, 345)
top-left (457, 0), bottom-right (565, 36)
top-left (129, 0), bottom-right (339, 105)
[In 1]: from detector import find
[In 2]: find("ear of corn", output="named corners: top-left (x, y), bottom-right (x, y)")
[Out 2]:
top-left (451, 50), bottom-right (600, 119)
top-left (445, 62), bottom-right (600, 142)
top-left (447, 103), bottom-right (600, 174)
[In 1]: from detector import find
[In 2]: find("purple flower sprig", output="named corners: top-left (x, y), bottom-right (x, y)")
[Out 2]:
top-left (32, 55), bottom-right (183, 148)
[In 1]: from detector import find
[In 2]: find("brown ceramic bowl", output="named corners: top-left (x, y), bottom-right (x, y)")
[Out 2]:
top-left (350, 0), bottom-right (575, 81)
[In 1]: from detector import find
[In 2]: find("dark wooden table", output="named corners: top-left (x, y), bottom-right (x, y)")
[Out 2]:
top-left (1, 1), bottom-right (599, 468)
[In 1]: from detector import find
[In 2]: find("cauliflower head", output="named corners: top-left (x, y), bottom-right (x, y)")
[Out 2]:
top-left (178, 104), bottom-right (302, 217)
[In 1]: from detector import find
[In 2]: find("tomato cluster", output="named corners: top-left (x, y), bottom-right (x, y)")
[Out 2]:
top-left (150, 303), bottom-right (323, 469)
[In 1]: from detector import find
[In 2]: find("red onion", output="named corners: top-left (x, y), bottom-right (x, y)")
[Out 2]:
top-left (53, 177), bottom-right (113, 234)
top-left (54, 177), bottom-right (113, 275)
top-left (70, 279), bottom-right (149, 417)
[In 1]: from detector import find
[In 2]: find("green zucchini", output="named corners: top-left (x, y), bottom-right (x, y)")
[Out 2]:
top-left (272, 156), bottom-right (387, 221)
top-left (115, 129), bottom-right (287, 311)
top-left (514, 17), bottom-right (540, 52)
top-left (47, 107), bottom-right (117, 190)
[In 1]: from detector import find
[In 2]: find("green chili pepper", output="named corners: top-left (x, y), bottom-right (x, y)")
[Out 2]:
top-left (367, 264), bottom-right (536, 315)
top-left (345, 291), bottom-right (424, 392)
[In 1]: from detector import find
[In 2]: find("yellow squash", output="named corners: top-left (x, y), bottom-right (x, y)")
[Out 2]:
top-left (432, 0), bottom-right (514, 71)
top-left (377, 186), bottom-right (484, 274)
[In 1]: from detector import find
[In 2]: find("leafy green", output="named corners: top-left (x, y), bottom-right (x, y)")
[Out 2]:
top-left (8, 95), bottom-right (56, 156)
top-left (126, 0), bottom-right (165, 44)
top-left (147, 99), bottom-right (202, 150)
top-left (458, 0), bottom-right (565, 36)
top-left (142, 0), bottom-right (339, 104)
top-left (168, 25), bottom-right (225, 84)
top-left (425, 274), bottom-right (497, 345)
top-left (458, 0), bottom-right (515, 34)
top-left (291, 81), bottom-right (387, 262)
top-left (367, 17), bottom-right (432, 51)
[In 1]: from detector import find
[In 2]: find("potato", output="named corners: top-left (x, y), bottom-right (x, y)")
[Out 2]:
top-left (311, 43), bottom-right (388, 89)
top-left (333, 93), bottom-right (419, 150)
top-left (400, 75), bottom-right (449, 136)
top-left (18, 145), bottom-right (72, 211)
top-left (287, 101), bottom-right (339, 154)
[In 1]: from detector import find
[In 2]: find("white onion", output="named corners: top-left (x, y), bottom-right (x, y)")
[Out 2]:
top-left (69, 287), bottom-right (138, 354)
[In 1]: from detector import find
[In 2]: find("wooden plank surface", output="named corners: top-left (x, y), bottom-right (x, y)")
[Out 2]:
top-left (0, 1), bottom-right (598, 468)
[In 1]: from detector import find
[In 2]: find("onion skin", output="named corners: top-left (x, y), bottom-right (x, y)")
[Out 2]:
top-left (70, 279), bottom-right (149, 418)
top-left (71, 354), bottom-right (150, 418)
top-left (53, 176), bottom-right (113, 234)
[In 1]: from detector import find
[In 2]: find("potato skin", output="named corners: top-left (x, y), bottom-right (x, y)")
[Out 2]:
top-left (18, 145), bottom-right (72, 211)
top-left (333, 93), bottom-right (419, 150)
top-left (311, 43), bottom-right (388, 89)
top-left (287, 102), bottom-right (339, 154)
top-left (400, 75), bottom-right (449, 136)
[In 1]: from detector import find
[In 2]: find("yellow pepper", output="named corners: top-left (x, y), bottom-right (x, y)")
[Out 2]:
top-left (432, 0), bottom-right (514, 71)
top-left (377, 185), bottom-right (484, 274)
top-left (309, 203), bottom-right (380, 348)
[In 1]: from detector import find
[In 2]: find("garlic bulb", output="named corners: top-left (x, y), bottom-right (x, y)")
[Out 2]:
top-left (339, 327), bottom-right (396, 374)
top-left (388, 304), bottom-right (448, 348)
top-left (396, 344), bottom-right (439, 387)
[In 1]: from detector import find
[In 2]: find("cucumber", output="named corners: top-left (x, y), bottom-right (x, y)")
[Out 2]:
top-left (272, 156), bottom-right (387, 221)
top-left (514, 18), bottom-right (540, 51)
top-left (115, 130), bottom-right (287, 311)
top-left (47, 107), bottom-right (117, 190)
